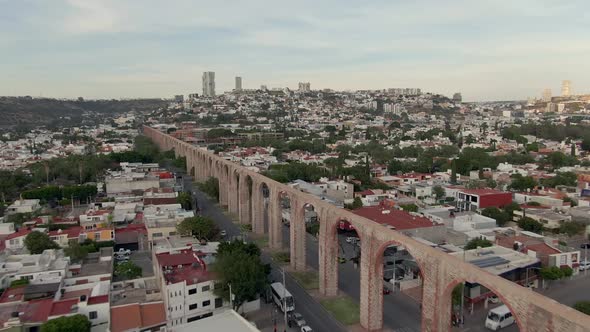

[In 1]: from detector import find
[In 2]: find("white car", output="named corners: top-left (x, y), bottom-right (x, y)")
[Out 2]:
top-left (117, 248), bottom-right (131, 256)
top-left (301, 326), bottom-right (313, 332)
top-left (487, 295), bottom-right (500, 304)
top-left (346, 237), bottom-right (358, 243)
top-left (579, 260), bottom-right (590, 271)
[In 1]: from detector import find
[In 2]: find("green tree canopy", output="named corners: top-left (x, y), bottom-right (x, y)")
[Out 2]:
top-left (177, 191), bottom-right (193, 210)
top-left (574, 301), bottom-right (590, 315)
top-left (433, 185), bottom-right (446, 200)
top-left (464, 238), bottom-right (493, 250)
top-left (24, 231), bottom-right (59, 254)
top-left (114, 261), bottom-right (142, 280)
top-left (481, 207), bottom-right (511, 226)
top-left (212, 240), bottom-right (270, 311)
top-left (176, 216), bottom-right (220, 240)
top-left (40, 314), bottom-right (91, 332)
top-left (518, 217), bottom-right (543, 234)
top-left (540, 266), bottom-right (563, 281)
top-left (508, 174), bottom-right (537, 191)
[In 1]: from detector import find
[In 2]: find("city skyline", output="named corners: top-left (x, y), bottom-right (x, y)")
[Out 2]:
top-left (1, 0), bottom-right (589, 101)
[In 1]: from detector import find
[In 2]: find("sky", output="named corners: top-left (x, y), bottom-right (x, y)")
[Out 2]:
top-left (1, 0), bottom-right (589, 101)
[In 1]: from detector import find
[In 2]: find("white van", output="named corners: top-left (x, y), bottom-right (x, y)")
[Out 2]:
top-left (485, 305), bottom-right (515, 330)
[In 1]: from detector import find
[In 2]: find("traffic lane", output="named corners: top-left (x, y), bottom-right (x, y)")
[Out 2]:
top-left (185, 183), bottom-right (343, 332)
top-left (269, 268), bottom-right (346, 332)
top-left (282, 226), bottom-right (421, 331)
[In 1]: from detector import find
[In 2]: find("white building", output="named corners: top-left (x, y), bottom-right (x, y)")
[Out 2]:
top-left (154, 249), bottom-right (228, 327)
top-left (6, 199), bottom-right (41, 215)
top-left (203, 71), bottom-right (216, 97)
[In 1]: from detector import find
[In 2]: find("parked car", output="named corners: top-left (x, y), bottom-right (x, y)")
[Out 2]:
top-left (487, 295), bottom-right (500, 304)
top-left (579, 260), bottom-right (590, 271)
top-left (115, 255), bottom-right (130, 262)
top-left (117, 248), bottom-right (131, 256)
top-left (220, 230), bottom-right (227, 237)
top-left (301, 326), bottom-right (313, 332)
top-left (346, 237), bottom-right (358, 244)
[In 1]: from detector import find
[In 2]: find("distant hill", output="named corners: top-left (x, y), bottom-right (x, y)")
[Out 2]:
top-left (0, 97), bottom-right (168, 128)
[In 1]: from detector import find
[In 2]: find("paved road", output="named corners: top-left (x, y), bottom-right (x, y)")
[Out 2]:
top-left (174, 168), bottom-right (590, 332)
top-left (176, 172), bottom-right (346, 332)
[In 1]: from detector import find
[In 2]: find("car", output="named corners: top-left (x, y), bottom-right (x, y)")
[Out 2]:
top-left (346, 237), bottom-right (358, 244)
top-left (115, 255), bottom-right (130, 262)
top-left (220, 230), bottom-right (227, 237)
top-left (117, 248), bottom-right (131, 256)
top-left (487, 295), bottom-right (500, 304)
top-left (579, 260), bottom-right (590, 271)
top-left (301, 326), bottom-right (313, 332)
top-left (580, 243), bottom-right (590, 249)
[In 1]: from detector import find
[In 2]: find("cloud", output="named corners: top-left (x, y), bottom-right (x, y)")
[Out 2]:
top-left (1, 0), bottom-right (589, 100)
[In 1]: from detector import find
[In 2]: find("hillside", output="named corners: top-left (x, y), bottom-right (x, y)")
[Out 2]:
top-left (0, 97), bottom-right (168, 128)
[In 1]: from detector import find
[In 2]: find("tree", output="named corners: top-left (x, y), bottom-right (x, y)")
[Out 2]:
top-left (351, 197), bottom-right (363, 209)
top-left (176, 216), bottom-right (220, 240)
top-left (509, 174), bottom-right (537, 191)
top-left (114, 261), bottom-right (142, 280)
top-left (40, 314), bottom-right (91, 332)
top-left (24, 231), bottom-right (59, 254)
top-left (450, 159), bottom-right (457, 184)
top-left (561, 266), bottom-right (573, 278)
top-left (518, 217), bottom-right (543, 234)
top-left (177, 191), bottom-right (193, 210)
top-left (433, 185), bottom-right (445, 200)
top-left (574, 301), bottom-right (590, 315)
top-left (481, 207), bottom-right (511, 226)
top-left (198, 177), bottom-right (219, 201)
top-left (64, 242), bottom-right (89, 262)
top-left (464, 238), bottom-right (493, 250)
top-left (559, 221), bottom-right (585, 236)
top-left (452, 284), bottom-right (463, 306)
top-left (400, 204), bottom-right (418, 212)
top-left (540, 266), bottom-right (563, 281)
top-left (212, 240), bottom-right (269, 311)
top-left (541, 172), bottom-right (578, 188)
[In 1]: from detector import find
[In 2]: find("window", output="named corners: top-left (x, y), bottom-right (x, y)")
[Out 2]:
top-left (201, 285), bottom-right (210, 292)
top-left (153, 232), bottom-right (163, 238)
top-left (169, 232), bottom-right (177, 236)
top-left (94, 232), bottom-right (101, 241)
top-left (215, 298), bottom-right (223, 308)
top-left (202, 300), bottom-right (210, 307)
top-left (189, 303), bottom-right (197, 310)
top-left (188, 288), bottom-right (197, 295)
top-left (89, 311), bottom-right (98, 320)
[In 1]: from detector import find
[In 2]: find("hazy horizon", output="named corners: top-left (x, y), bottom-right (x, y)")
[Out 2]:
top-left (2, 0), bottom-right (589, 101)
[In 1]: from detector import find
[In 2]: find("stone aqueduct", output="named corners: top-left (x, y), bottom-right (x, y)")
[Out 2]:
top-left (144, 126), bottom-right (590, 332)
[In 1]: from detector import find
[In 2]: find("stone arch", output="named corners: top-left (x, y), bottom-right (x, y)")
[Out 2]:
top-left (441, 277), bottom-right (524, 332)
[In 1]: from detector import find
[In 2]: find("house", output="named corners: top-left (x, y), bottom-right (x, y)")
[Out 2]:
top-left (455, 189), bottom-right (512, 212)
top-left (110, 302), bottom-right (167, 332)
top-left (6, 199), bottom-right (41, 215)
top-left (154, 249), bottom-right (227, 327)
top-left (48, 226), bottom-right (82, 247)
top-left (496, 234), bottom-right (582, 274)
top-left (450, 246), bottom-right (540, 305)
top-left (4, 228), bottom-right (33, 250)
top-left (513, 208), bottom-right (572, 230)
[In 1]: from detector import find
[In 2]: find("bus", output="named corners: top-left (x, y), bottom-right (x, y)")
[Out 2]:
top-left (270, 282), bottom-right (294, 312)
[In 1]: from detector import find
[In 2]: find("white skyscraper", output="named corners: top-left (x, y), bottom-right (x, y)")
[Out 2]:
top-left (235, 76), bottom-right (242, 91)
top-left (202, 71), bottom-right (215, 97)
top-left (542, 88), bottom-right (552, 102)
top-left (561, 80), bottom-right (571, 97)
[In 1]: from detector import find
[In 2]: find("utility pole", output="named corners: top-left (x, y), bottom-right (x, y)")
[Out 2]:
top-left (282, 268), bottom-right (287, 332)
top-left (460, 248), bottom-right (466, 326)
top-left (229, 283), bottom-right (233, 310)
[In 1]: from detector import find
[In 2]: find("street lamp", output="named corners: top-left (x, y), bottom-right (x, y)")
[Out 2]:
top-left (525, 267), bottom-right (542, 290)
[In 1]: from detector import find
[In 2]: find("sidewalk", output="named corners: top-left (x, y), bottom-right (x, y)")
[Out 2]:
top-left (249, 301), bottom-right (299, 332)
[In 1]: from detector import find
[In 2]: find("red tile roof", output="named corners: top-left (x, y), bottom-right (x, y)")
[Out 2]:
top-left (48, 226), bottom-right (82, 238)
top-left (88, 295), bottom-right (109, 305)
top-left (0, 286), bottom-right (26, 304)
top-left (50, 298), bottom-right (79, 317)
top-left (21, 299), bottom-right (54, 323)
top-left (352, 206), bottom-right (437, 230)
top-left (461, 188), bottom-right (508, 196)
top-left (156, 250), bottom-right (201, 267)
top-left (6, 228), bottom-right (33, 240)
top-left (111, 302), bottom-right (166, 332)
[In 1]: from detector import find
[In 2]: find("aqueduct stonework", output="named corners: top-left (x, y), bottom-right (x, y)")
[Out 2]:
top-left (144, 126), bottom-right (590, 332)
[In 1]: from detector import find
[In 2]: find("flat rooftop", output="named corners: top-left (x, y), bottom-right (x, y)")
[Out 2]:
top-left (175, 310), bottom-right (259, 332)
top-left (450, 245), bottom-right (539, 276)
